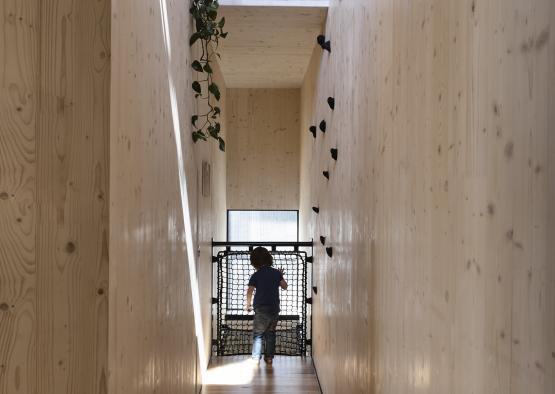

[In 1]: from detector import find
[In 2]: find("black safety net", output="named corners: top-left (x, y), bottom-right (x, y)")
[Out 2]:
top-left (213, 249), bottom-right (311, 356)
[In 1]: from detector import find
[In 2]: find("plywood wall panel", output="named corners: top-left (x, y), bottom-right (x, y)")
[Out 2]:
top-left (300, 0), bottom-right (554, 393)
top-left (35, 0), bottom-right (110, 392)
top-left (194, 53), bottom-right (228, 366)
top-left (1, 0), bottom-right (110, 393)
top-left (0, 2), bottom-right (38, 393)
top-left (109, 1), bottom-right (227, 393)
top-left (227, 88), bottom-right (300, 210)
top-left (109, 1), bottom-right (196, 391)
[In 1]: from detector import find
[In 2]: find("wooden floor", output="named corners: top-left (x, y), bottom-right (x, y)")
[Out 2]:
top-left (202, 356), bottom-right (321, 394)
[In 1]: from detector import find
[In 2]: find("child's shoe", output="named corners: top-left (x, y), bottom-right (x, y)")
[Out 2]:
top-left (263, 357), bottom-right (273, 365)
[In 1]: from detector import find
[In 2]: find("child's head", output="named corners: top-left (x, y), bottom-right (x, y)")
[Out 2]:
top-left (250, 247), bottom-right (273, 270)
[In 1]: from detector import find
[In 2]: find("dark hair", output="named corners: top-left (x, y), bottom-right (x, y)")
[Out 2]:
top-left (250, 246), bottom-right (273, 269)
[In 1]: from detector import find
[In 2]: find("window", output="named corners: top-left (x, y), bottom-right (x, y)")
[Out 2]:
top-left (227, 210), bottom-right (298, 242)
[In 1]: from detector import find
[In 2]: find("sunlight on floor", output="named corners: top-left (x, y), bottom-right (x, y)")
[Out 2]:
top-left (203, 356), bottom-right (322, 393)
top-left (204, 358), bottom-right (257, 386)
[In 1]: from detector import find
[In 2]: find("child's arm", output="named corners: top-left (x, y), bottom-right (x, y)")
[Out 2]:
top-left (278, 268), bottom-right (288, 290)
top-left (246, 286), bottom-right (255, 311)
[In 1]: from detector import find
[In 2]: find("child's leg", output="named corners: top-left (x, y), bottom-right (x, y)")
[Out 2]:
top-left (252, 310), bottom-right (273, 360)
top-left (263, 317), bottom-right (279, 360)
top-left (252, 333), bottom-right (264, 360)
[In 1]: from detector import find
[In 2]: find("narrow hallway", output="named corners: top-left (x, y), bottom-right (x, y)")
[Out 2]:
top-left (203, 356), bottom-right (321, 394)
top-left (1, 0), bottom-right (553, 393)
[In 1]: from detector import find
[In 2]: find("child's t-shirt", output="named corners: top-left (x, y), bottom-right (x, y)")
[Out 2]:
top-left (248, 266), bottom-right (283, 312)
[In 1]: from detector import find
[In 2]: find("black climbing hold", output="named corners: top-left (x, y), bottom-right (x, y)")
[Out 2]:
top-left (326, 247), bottom-right (333, 257)
top-left (309, 126), bottom-right (317, 138)
top-left (323, 171), bottom-right (329, 179)
top-left (327, 97), bottom-right (335, 110)
top-left (319, 236), bottom-right (326, 245)
top-left (319, 120), bottom-right (326, 133)
top-left (317, 35), bottom-right (331, 52)
top-left (330, 148), bottom-right (338, 160)
top-left (312, 206), bottom-right (320, 214)
top-left (312, 286), bottom-right (318, 295)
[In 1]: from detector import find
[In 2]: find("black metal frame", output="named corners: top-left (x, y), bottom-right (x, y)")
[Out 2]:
top-left (211, 241), bottom-right (313, 357)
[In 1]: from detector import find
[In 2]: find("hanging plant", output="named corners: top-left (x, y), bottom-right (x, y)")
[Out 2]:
top-left (189, 0), bottom-right (228, 151)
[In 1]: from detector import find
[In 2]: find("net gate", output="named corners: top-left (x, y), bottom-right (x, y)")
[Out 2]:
top-left (211, 242), bottom-right (313, 357)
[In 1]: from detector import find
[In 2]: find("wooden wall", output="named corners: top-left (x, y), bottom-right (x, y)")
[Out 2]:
top-left (227, 88), bottom-right (300, 210)
top-left (300, 0), bottom-right (555, 393)
top-left (0, 1), bottom-right (110, 393)
top-left (110, 1), bottom-right (226, 393)
top-left (196, 55), bottom-right (228, 365)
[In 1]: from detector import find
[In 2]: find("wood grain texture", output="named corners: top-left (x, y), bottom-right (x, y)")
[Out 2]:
top-left (0, 2), bottom-right (38, 393)
top-left (194, 50), bottom-right (228, 368)
top-left (227, 89), bottom-right (300, 210)
top-left (299, 0), bottom-right (555, 393)
top-left (218, 6), bottom-right (327, 88)
top-left (35, 0), bottom-right (110, 391)
top-left (109, 0), bottom-right (227, 393)
top-left (1, 0), bottom-right (110, 393)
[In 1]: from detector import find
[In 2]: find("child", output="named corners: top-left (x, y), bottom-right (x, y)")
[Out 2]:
top-left (246, 247), bottom-right (288, 365)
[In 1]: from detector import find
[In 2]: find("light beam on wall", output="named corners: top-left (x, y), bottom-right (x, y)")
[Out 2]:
top-left (158, 0), bottom-right (208, 380)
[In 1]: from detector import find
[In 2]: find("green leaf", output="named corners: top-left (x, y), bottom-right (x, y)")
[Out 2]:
top-left (213, 106), bottom-right (221, 115)
top-left (189, 32), bottom-right (200, 46)
top-left (203, 63), bottom-right (213, 74)
top-left (218, 17), bottom-right (225, 28)
top-left (191, 60), bottom-right (203, 72)
top-left (214, 122), bottom-right (221, 133)
top-left (196, 19), bottom-right (205, 33)
top-left (192, 81), bottom-right (202, 94)
top-left (208, 10), bottom-right (217, 20)
top-left (220, 32), bottom-right (228, 39)
top-left (192, 130), bottom-right (207, 142)
top-left (191, 115), bottom-right (198, 126)
top-left (217, 137), bottom-right (225, 152)
top-left (208, 83), bottom-right (220, 101)
top-left (208, 125), bottom-right (218, 138)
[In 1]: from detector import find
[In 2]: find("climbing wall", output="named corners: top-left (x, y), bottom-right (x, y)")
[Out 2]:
top-left (300, 0), bottom-right (555, 393)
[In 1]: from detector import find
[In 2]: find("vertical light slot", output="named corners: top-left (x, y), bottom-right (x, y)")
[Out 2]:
top-left (158, 0), bottom-right (208, 380)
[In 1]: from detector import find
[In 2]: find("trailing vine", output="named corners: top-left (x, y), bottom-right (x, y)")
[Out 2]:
top-left (189, 0), bottom-right (228, 152)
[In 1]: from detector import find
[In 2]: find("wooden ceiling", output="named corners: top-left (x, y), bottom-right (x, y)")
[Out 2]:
top-left (217, 4), bottom-right (327, 88)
